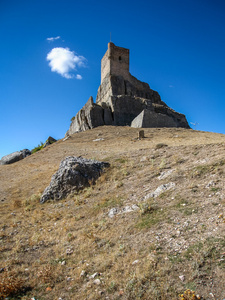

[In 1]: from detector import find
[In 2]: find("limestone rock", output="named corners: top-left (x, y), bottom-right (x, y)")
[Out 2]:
top-left (157, 169), bottom-right (174, 180)
top-left (67, 42), bottom-right (190, 136)
top-left (43, 136), bottom-right (57, 148)
top-left (40, 156), bottom-right (110, 203)
top-left (0, 149), bottom-right (31, 165)
top-left (93, 279), bottom-right (101, 285)
top-left (108, 204), bottom-right (139, 218)
top-left (131, 108), bottom-right (188, 128)
top-left (144, 182), bottom-right (175, 200)
top-left (108, 207), bottom-right (119, 218)
top-left (68, 97), bottom-right (104, 134)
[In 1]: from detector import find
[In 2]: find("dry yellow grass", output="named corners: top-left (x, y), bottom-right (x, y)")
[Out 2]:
top-left (0, 126), bottom-right (225, 299)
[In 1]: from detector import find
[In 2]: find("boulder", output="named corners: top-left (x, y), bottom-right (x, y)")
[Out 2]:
top-left (43, 136), bottom-right (57, 148)
top-left (40, 156), bottom-right (110, 203)
top-left (0, 149), bottom-right (31, 165)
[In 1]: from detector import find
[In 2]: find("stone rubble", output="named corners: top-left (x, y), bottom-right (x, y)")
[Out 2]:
top-left (144, 182), bottom-right (175, 199)
top-left (157, 169), bottom-right (174, 180)
top-left (108, 204), bottom-right (139, 218)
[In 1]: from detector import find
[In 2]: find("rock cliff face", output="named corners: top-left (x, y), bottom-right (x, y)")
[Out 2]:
top-left (68, 97), bottom-right (104, 134)
top-left (67, 42), bottom-right (189, 135)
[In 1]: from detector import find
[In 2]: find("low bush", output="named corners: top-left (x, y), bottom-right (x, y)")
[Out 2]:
top-left (0, 271), bottom-right (25, 299)
top-left (31, 142), bottom-right (44, 154)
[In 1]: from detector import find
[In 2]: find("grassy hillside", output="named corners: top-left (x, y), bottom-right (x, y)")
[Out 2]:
top-left (0, 126), bottom-right (225, 299)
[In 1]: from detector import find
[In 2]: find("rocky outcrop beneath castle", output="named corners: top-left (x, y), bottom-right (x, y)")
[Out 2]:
top-left (68, 74), bottom-right (189, 134)
top-left (67, 97), bottom-right (105, 135)
top-left (96, 74), bottom-right (162, 105)
top-left (0, 149), bottom-right (31, 165)
top-left (40, 156), bottom-right (110, 203)
top-left (67, 42), bottom-right (189, 135)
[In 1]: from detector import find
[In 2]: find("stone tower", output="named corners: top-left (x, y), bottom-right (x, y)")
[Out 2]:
top-left (66, 42), bottom-right (190, 135)
top-left (101, 42), bottom-right (130, 83)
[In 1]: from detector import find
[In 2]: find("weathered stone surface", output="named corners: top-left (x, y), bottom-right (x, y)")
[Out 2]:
top-left (131, 108), bottom-right (188, 128)
top-left (67, 42), bottom-right (190, 136)
top-left (152, 104), bottom-right (190, 128)
top-left (96, 74), bottom-right (161, 107)
top-left (143, 182), bottom-right (175, 200)
top-left (100, 102), bottom-right (113, 125)
top-left (157, 169), bottom-right (174, 180)
top-left (138, 130), bottom-right (145, 139)
top-left (110, 95), bottom-right (154, 126)
top-left (95, 74), bottom-right (157, 126)
top-left (0, 149), bottom-right (31, 165)
top-left (68, 97), bottom-right (104, 134)
top-left (108, 204), bottom-right (139, 218)
top-left (40, 156), bottom-right (110, 203)
top-left (43, 136), bottom-right (57, 148)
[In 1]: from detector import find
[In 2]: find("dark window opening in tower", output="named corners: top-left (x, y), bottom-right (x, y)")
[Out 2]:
top-left (119, 56), bottom-right (122, 61)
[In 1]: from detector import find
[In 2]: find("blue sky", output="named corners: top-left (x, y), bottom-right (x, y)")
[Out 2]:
top-left (0, 0), bottom-right (225, 158)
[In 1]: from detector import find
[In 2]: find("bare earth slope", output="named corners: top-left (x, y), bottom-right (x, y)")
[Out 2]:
top-left (0, 126), bottom-right (225, 299)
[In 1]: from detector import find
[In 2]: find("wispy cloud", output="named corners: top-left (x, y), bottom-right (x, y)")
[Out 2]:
top-left (46, 47), bottom-right (86, 79)
top-left (46, 36), bottom-right (61, 42)
top-left (76, 74), bottom-right (82, 80)
top-left (169, 85), bottom-right (174, 88)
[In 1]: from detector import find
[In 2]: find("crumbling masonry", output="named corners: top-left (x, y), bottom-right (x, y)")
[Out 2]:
top-left (67, 42), bottom-right (189, 135)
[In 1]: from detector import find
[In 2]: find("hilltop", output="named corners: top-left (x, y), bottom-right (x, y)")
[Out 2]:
top-left (0, 126), bottom-right (225, 299)
top-left (67, 42), bottom-right (189, 135)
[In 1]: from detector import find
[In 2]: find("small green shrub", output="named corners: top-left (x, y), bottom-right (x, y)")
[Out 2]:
top-left (31, 142), bottom-right (44, 154)
top-left (115, 157), bottom-right (128, 164)
top-left (107, 281), bottom-right (118, 293)
top-left (135, 207), bottom-right (161, 229)
top-left (211, 187), bottom-right (220, 192)
top-left (139, 201), bottom-right (154, 215)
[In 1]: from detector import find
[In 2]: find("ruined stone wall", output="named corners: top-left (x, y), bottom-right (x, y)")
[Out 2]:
top-left (109, 43), bottom-right (129, 80)
top-left (101, 50), bottom-right (110, 83)
top-left (101, 42), bottom-right (130, 83)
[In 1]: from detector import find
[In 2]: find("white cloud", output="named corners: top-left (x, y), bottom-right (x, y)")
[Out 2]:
top-left (169, 85), bottom-right (174, 88)
top-left (76, 74), bottom-right (82, 80)
top-left (46, 47), bottom-right (86, 79)
top-left (46, 36), bottom-right (61, 42)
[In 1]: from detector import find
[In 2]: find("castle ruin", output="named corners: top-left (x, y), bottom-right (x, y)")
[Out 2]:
top-left (67, 42), bottom-right (189, 135)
